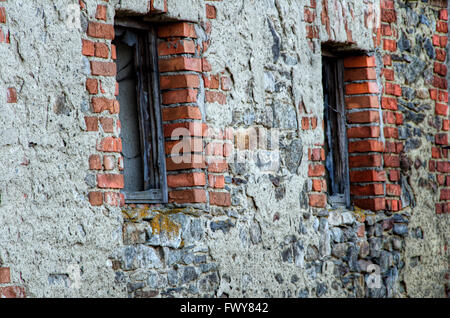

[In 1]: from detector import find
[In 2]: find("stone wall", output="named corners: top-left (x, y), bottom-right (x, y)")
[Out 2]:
top-left (0, 0), bottom-right (448, 298)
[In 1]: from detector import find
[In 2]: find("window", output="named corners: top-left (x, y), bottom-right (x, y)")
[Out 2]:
top-left (114, 23), bottom-right (168, 203)
top-left (322, 54), bottom-right (350, 207)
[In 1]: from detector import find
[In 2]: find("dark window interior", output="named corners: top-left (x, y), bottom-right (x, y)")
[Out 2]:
top-left (114, 24), bottom-right (167, 204)
top-left (322, 56), bottom-right (350, 207)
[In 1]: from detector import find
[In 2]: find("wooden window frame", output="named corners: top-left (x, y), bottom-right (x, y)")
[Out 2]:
top-left (322, 54), bottom-right (351, 208)
top-left (115, 21), bottom-right (168, 204)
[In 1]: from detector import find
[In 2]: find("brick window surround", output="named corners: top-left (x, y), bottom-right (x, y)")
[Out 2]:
top-left (308, 54), bottom-right (403, 212)
top-left (83, 3), bottom-right (232, 209)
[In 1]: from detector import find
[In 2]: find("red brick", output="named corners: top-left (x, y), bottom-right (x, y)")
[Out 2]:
top-left (162, 89), bottom-right (198, 105)
top-left (384, 82), bottom-right (402, 96)
top-left (345, 96), bottom-right (379, 109)
top-left (344, 68), bottom-right (376, 81)
top-left (434, 62), bottom-right (448, 76)
top-left (162, 106), bottom-right (202, 121)
top-left (165, 138), bottom-right (203, 155)
top-left (157, 22), bottom-right (197, 38)
top-left (205, 142), bottom-right (224, 156)
top-left (343, 56), bottom-right (376, 68)
top-left (435, 133), bottom-right (448, 145)
top-left (89, 192), bottom-right (103, 206)
top-left (158, 39), bottom-right (196, 56)
top-left (103, 155), bottom-right (115, 170)
top-left (345, 82), bottom-right (379, 95)
top-left (381, 9), bottom-right (396, 23)
top-left (95, 5), bottom-right (107, 21)
top-left (99, 117), bottom-right (114, 133)
top-left (203, 74), bottom-right (220, 89)
top-left (353, 198), bottom-right (386, 211)
top-left (304, 8), bottom-right (315, 23)
top-left (92, 97), bottom-right (115, 113)
top-left (389, 170), bottom-right (400, 182)
top-left (0, 267), bottom-right (10, 284)
top-left (301, 117), bottom-right (310, 130)
top-left (169, 189), bottom-right (207, 203)
top-left (160, 74), bottom-right (200, 90)
top-left (159, 57), bottom-right (202, 72)
top-left (94, 42), bottom-right (109, 58)
top-left (350, 170), bottom-right (386, 182)
top-left (86, 78), bottom-right (98, 94)
top-left (6, 87), bottom-right (17, 103)
top-left (206, 4), bottom-right (217, 19)
top-left (349, 154), bottom-right (382, 168)
top-left (208, 175), bottom-right (225, 189)
top-left (166, 155), bottom-right (206, 171)
top-left (97, 137), bottom-right (122, 152)
top-left (348, 140), bottom-right (384, 153)
top-left (436, 49), bottom-right (447, 62)
top-left (82, 39), bottom-right (95, 56)
top-left (164, 122), bottom-right (208, 138)
top-left (347, 111), bottom-right (379, 124)
top-left (309, 193), bottom-right (327, 208)
top-left (381, 23), bottom-right (392, 36)
top-left (205, 91), bottom-right (227, 105)
top-left (383, 154), bottom-right (400, 168)
top-left (383, 54), bottom-right (392, 66)
top-left (84, 116), bottom-right (98, 131)
top-left (432, 147), bottom-right (441, 159)
top-left (351, 184), bottom-right (384, 196)
top-left (381, 97), bottom-right (398, 110)
top-left (87, 22), bottom-right (114, 39)
top-left (383, 127), bottom-right (398, 139)
top-left (89, 155), bottom-right (102, 170)
top-left (383, 39), bottom-right (397, 51)
top-left (97, 174), bottom-right (124, 189)
top-left (308, 164), bottom-right (325, 177)
top-left (104, 192), bottom-right (119, 206)
top-left (436, 103), bottom-right (448, 116)
top-left (202, 58), bottom-right (212, 72)
top-left (437, 21), bottom-right (448, 33)
top-left (207, 159), bottom-right (228, 173)
top-left (309, 148), bottom-right (325, 161)
top-left (438, 90), bottom-right (448, 103)
top-left (221, 76), bottom-right (232, 91)
top-left (0, 7), bottom-right (6, 24)
top-left (386, 184), bottom-right (401, 196)
top-left (347, 126), bottom-right (380, 138)
top-left (210, 192), bottom-right (231, 206)
top-left (0, 286), bottom-right (26, 298)
top-left (311, 117), bottom-right (318, 129)
top-left (440, 188), bottom-right (450, 201)
top-left (433, 75), bottom-right (447, 89)
top-left (433, 34), bottom-right (441, 46)
top-left (90, 61), bottom-right (116, 76)
top-left (111, 44), bottom-right (117, 60)
top-left (312, 179), bottom-right (326, 192)
top-left (437, 162), bottom-right (450, 173)
top-left (382, 68), bottom-right (395, 81)
top-left (386, 199), bottom-right (401, 212)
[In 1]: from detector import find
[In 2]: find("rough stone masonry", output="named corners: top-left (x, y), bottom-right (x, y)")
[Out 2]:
top-left (0, 0), bottom-right (448, 298)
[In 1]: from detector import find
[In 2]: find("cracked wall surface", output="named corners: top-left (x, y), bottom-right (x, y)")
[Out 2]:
top-left (0, 0), bottom-right (448, 298)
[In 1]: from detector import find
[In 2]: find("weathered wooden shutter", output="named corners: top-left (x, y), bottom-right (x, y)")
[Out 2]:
top-left (118, 25), bottom-right (168, 204)
top-left (322, 56), bottom-right (351, 208)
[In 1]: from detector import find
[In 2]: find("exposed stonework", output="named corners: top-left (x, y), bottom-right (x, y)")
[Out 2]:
top-left (0, 0), bottom-right (448, 298)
